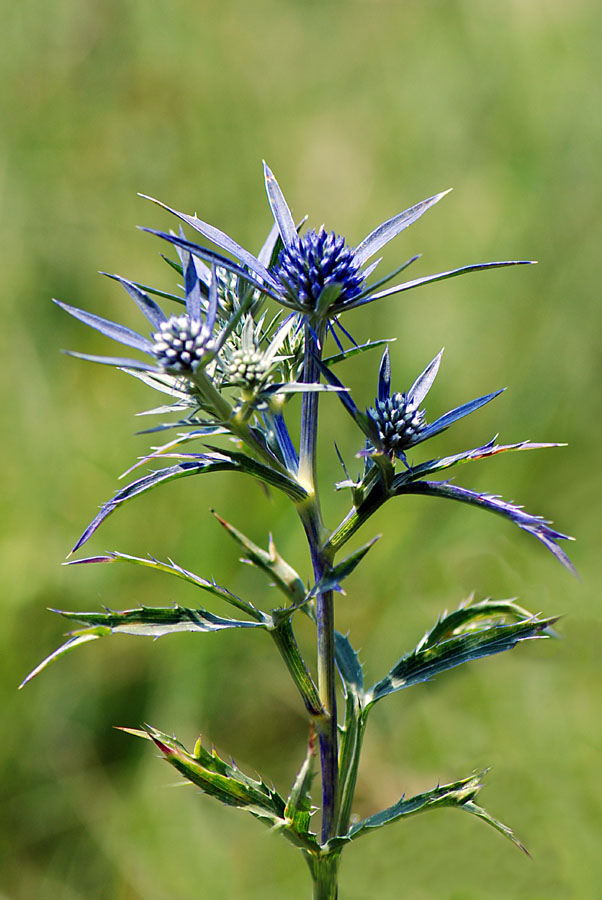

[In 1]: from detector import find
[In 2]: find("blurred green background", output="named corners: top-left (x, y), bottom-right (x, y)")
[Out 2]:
top-left (2, 0), bottom-right (601, 897)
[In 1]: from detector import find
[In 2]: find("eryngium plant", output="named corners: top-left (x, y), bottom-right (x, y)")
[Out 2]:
top-left (23, 163), bottom-right (575, 899)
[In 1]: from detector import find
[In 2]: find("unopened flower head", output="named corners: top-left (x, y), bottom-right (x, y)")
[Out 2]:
top-left (152, 314), bottom-right (215, 373)
top-left (226, 346), bottom-right (271, 388)
top-left (369, 393), bottom-right (426, 454)
top-left (273, 228), bottom-right (365, 314)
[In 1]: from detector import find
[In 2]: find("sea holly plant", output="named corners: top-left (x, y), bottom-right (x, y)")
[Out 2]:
top-left (23, 163), bottom-right (575, 899)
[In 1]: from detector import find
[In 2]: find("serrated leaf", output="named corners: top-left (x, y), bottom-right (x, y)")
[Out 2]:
top-left (55, 603), bottom-right (264, 636)
top-left (212, 512), bottom-right (307, 609)
top-left (71, 453), bottom-right (308, 554)
top-left (334, 769), bottom-right (527, 854)
top-left (127, 726), bottom-right (320, 851)
top-left (66, 552), bottom-right (264, 621)
top-left (366, 606), bottom-right (557, 706)
top-left (394, 439), bottom-right (562, 486)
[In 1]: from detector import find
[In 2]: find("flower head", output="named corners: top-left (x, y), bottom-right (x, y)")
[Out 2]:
top-left (138, 162), bottom-right (533, 327)
top-left (272, 227), bottom-right (365, 315)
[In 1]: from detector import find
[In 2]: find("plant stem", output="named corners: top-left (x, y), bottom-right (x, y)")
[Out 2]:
top-left (310, 853), bottom-right (341, 900)
top-left (297, 320), bottom-right (340, 847)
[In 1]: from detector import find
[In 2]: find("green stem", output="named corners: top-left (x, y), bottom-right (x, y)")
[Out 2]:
top-left (270, 620), bottom-right (324, 717)
top-left (306, 852), bottom-right (341, 900)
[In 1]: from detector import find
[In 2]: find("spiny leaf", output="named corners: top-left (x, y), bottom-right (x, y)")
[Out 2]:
top-left (19, 631), bottom-right (105, 689)
top-left (54, 603), bottom-right (265, 636)
top-left (366, 606), bottom-right (557, 707)
top-left (66, 552), bottom-right (264, 621)
top-left (333, 770), bottom-right (528, 855)
top-left (212, 511), bottom-right (307, 610)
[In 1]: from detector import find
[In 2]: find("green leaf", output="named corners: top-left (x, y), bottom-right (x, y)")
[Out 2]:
top-left (366, 598), bottom-right (557, 706)
top-left (19, 631), bottom-right (106, 688)
top-left (212, 511), bottom-right (308, 611)
top-left (55, 604), bottom-right (265, 636)
top-left (284, 727), bottom-right (317, 836)
top-left (333, 770), bottom-right (527, 855)
top-left (21, 605), bottom-right (265, 687)
top-left (67, 551), bottom-right (265, 621)
top-left (315, 537), bottom-right (380, 595)
top-left (125, 726), bottom-right (320, 852)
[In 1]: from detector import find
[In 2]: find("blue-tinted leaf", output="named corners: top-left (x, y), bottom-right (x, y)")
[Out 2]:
top-left (54, 299), bottom-right (154, 353)
top-left (139, 196), bottom-right (280, 290)
top-left (356, 255), bottom-right (421, 300)
top-left (102, 274), bottom-right (167, 328)
top-left (62, 351), bottom-right (160, 371)
top-left (142, 228), bottom-right (281, 299)
top-left (353, 260), bottom-right (536, 308)
top-left (355, 190), bottom-right (452, 266)
top-left (418, 389), bottom-right (504, 441)
top-left (184, 253), bottom-right (203, 321)
top-left (72, 452), bottom-right (308, 554)
top-left (395, 439), bottom-right (561, 485)
top-left (395, 480), bottom-right (576, 574)
top-left (407, 349), bottom-right (443, 406)
top-left (257, 222), bottom-right (280, 268)
top-left (377, 348), bottom-right (391, 402)
top-left (263, 162), bottom-right (297, 249)
top-left (322, 338), bottom-right (393, 367)
top-left (334, 631), bottom-right (364, 694)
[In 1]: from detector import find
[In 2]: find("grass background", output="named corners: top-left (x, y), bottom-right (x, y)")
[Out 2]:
top-left (2, 0), bottom-right (601, 897)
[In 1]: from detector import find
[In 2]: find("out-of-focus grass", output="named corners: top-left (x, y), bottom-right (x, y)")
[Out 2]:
top-left (2, 1), bottom-right (600, 897)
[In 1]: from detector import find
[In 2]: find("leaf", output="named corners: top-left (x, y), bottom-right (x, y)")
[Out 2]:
top-left (263, 162), bottom-right (298, 249)
top-left (336, 770), bottom-right (528, 855)
top-left (352, 260), bottom-right (536, 309)
top-left (71, 452), bottom-right (308, 554)
top-left (395, 480), bottom-right (576, 574)
top-left (394, 439), bottom-right (562, 485)
top-left (212, 512), bottom-right (307, 609)
top-left (315, 537), bottom-right (380, 594)
top-left (334, 631), bottom-right (364, 695)
top-left (284, 726), bottom-right (317, 836)
top-left (417, 389), bottom-right (505, 442)
top-left (354, 190), bottom-right (452, 266)
top-left (62, 351), bottom-right (160, 371)
top-left (366, 605), bottom-right (557, 706)
top-left (53, 299), bottom-right (154, 353)
top-left (139, 198), bottom-right (280, 290)
top-left (407, 349), bottom-right (443, 406)
top-left (54, 603), bottom-right (264, 635)
top-left (322, 338), bottom-right (393, 368)
top-left (19, 631), bottom-right (105, 689)
top-left (126, 726), bottom-right (320, 851)
top-left (66, 552), bottom-right (265, 621)
top-left (102, 273), bottom-right (167, 328)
